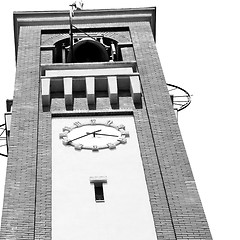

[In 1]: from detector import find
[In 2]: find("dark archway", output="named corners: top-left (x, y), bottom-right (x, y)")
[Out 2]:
top-left (67, 37), bottom-right (109, 63)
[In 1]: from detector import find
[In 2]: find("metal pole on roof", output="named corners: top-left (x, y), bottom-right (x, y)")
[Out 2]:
top-left (69, 1), bottom-right (84, 62)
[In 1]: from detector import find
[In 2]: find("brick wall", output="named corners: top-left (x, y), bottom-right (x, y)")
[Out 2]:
top-left (0, 26), bottom-right (41, 240)
top-left (130, 21), bottom-right (212, 239)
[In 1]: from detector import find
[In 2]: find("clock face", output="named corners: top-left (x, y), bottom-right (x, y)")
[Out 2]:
top-left (59, 119), bottom-right (129, 151)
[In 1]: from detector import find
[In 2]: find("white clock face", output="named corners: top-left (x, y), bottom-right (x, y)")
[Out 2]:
top-left (59, 119), bottom-right (129, 151)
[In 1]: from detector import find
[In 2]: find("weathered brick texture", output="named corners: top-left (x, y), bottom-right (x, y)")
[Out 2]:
top-left (0, 26), bottom-right (41, 240)
top-left (130, 21), bottom-right (212, 239)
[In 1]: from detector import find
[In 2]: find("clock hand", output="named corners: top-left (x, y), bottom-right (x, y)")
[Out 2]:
top-left (86, 129), bottom-right (102, 138)
top-left (68, 129), bottom-right (101, 143)
top-left (94, 132), bottom-right (119, 137)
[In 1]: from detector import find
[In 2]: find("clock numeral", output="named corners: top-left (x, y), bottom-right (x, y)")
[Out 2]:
top-left (117, 124), bottom-right (125, 130)
top-left (74, 121), bottom-right (82, 127)
top-left (117, 137), bottom-right (127, 144)
top-left (107, 143), bottom-right (116, 149)
top-left (90, 119), bottom-right (96, 125)
top-left (92, 145), bottom-right (99, 151)
top-left (106, 120), bottom-right (113, 126)
top-left (121, 130), bottom-right (130, 137)
top-left (59, 132), bottom-right (68, 139)
top-left (62, 126), bottom-right (72, 132)
top-left (74, 144), bottom-right (83, 150)
top-left (62, 138), bottom-right (70, 145)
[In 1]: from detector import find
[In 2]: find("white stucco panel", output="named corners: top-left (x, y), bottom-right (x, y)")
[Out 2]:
top-left (52, 115), bottom-right (157, 240)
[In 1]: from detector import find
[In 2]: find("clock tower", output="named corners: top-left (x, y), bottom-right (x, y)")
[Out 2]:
top-left (0, 7), bottom-right (212, 240)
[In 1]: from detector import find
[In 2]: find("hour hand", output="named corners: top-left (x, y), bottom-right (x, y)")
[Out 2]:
top-left (86, 129), bottom-right (101, 137)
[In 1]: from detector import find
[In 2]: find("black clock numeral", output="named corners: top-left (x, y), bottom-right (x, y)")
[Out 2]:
top-left (91, 119), bottom-right (96, 125)
top-left (62, 138), bottom-right (70, 145)
top-left (107, 120), bottom-right (113, 125)
top-left (107, 143), bottom-right (116, 149)
top-left (62, 126), bottom-right (72, 132)
top-left (74, 144), bottom-right (83, 150)
top-left (74, 121), bottom-right (82, 127)
top-left (92, 145), bottom-right (99, 151)
top-left (117, 137), bottom-right (127, 144)
top-left (59, 132), bottom-right (68, 139)
top-left (121, 130), bottom-right (130, 137)
top-left (117, 124), bottom-right (125, 130)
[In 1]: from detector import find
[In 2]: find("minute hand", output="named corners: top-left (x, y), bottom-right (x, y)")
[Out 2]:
top-left (68, 129), bottom-right (101, 143)
top-left (94, 132), bottom-right (119, 137)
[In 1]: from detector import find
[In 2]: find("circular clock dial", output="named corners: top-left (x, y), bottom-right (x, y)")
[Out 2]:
top-left (59, 119), bottom-right (129, 151)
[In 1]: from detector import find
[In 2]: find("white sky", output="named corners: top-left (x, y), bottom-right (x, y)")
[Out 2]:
top-left (0, 0), bottom-right (240, 239)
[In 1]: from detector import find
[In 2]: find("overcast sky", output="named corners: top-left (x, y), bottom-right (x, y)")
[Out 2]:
top-left (0, 0), bottom-right (240, 239)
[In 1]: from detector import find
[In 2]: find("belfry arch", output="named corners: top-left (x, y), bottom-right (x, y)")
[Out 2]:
top-left (67, 37), bottom-right (109, 63)
top-left (53, 36), bottom-right (121, 63)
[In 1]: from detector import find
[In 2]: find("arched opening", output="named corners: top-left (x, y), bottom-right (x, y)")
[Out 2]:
top-left (53, 36), bottom-right (122, 63)
top-left (67, 37), bottom-right (109, 63)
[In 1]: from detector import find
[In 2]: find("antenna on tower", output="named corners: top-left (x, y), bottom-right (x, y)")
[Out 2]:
top-left (69, 1), bottom-right (84, 62)
top-left (70, 1), bottom-right (84, 16)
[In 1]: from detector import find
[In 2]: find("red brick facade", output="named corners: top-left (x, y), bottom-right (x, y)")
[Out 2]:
top-left (0, 8), bottom-right (212, 240)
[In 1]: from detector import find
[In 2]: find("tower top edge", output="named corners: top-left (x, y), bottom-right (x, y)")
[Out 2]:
top-left (13, 6), bottom-right (156, 15)
top-left (13, 6), bottom-right (156, 26)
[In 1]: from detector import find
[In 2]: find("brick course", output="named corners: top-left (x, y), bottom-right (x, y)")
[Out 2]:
top-left (0, 26), bottom-right (41, 240)
top-left (130, 21), bottom-right (212, 239)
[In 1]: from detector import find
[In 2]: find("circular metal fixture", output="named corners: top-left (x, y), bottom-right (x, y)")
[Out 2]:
top-left (167, 83), bottom-right (191, 112)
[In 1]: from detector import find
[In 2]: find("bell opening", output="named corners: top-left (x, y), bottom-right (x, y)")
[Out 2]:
top-left (67, 38), bottom-right (109, 63)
